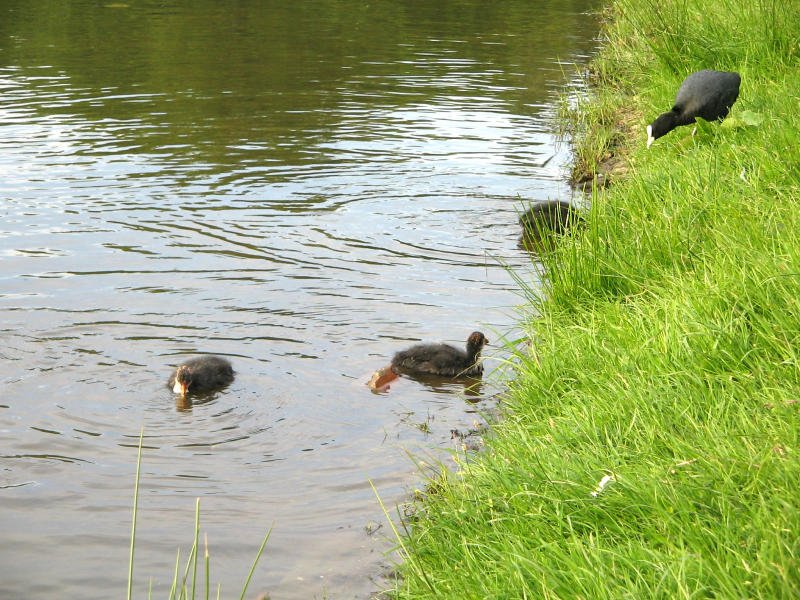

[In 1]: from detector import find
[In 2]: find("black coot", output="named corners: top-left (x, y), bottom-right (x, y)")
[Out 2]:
top-left (518, 200), bottom-right (584, 252)
top-left (647, 70), bottom-right (741, 147)
top-left (168, 355), bottom-right (234, 397)
top-left (391, 331), bottom-right (489, 378)
top-left (519, 200), bottom-right (583, 236)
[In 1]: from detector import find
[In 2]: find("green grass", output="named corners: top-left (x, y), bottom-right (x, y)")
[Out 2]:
top-left (388, 0), bottom-right (800, 597)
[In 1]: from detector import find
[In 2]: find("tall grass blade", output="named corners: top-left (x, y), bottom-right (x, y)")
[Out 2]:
top-left (127, 426), bottom-right (144, 600)
top-left (204, 533), bottom-right (210, 600)
top-left (369, 479), bottom-right (436, 595)
top-left (169, 548), bottom-right (181, 600)
top-left (238, 524), bottom-right (273, 600)
top-left (191, 498), bottom-right (200, 600)
top-left (179, 541), bottom-right (197, 600)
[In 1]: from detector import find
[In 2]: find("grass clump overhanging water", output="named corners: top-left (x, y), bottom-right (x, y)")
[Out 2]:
top-left (388, 0), bottom-right (800, 598)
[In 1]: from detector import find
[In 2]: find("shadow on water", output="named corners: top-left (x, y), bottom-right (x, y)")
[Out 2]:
top-left (0, 0), bottom-right (600, 598)
top-left (172, 389), bottom-right (229, 412)
top-left (376, 372), bottom-right (485, 399)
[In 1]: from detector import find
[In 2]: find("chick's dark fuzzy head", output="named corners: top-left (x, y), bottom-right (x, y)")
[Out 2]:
top-left (173, 365), bottom-right (193, 396)
top-left (467, 331), bottom-right (489, 351)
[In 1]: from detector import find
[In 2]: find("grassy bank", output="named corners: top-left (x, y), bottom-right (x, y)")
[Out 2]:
top-left (389, 0), bottom-right (800, 597)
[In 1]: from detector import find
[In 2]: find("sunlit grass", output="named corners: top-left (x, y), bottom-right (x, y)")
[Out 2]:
top-left (388, 0), bottom-right (800, 597)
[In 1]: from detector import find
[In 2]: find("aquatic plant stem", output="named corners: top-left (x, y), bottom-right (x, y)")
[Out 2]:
top-left (204, 533), bottom-right (210, 600)
top-left (238, 524), bottom-right (273, 600)
top-left (179, 541), bottom-right (197, 599)
top-left (127, 426), bottom-right (144, 600)
top-left (191, 499), bottom-right (200, 600)
top-left (169, 549), bottom-right (181, 600)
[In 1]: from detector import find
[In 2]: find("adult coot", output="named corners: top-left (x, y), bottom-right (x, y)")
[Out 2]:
top-left (647, 70), bottom-right (741, 148)
top-left (168, 355), bottom-right (234, 397)
top-left (391, 331), bottom-right (489, 378)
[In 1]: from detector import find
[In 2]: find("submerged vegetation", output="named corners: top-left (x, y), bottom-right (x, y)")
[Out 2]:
top-left (390, 0), bottom-right (800, 597)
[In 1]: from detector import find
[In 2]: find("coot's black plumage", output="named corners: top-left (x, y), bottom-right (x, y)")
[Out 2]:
top-left (168, 355), bottom-right (234, 397)
top-left (518, 200), bottom-right (584, 253)
top-left (647, 70), bottom-right (741, 147)
top-left (391, 331), bottom-right (489, 378)
top-left (519, 200), bottom-right (583, 236)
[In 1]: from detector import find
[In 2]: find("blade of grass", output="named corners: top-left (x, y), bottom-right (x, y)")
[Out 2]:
top-left (191, 498), bottom-right (200, 600)
top-left (369, 479), bottom-right (435, 595)
top-left (127, 426), bottom-right (144, 600)
top-left (169, 548), bottom-right (181, 600)
top-left (238, 524), bottom-right (273, 600)
top-left (204, 533), bottom-right (210, 600)
top-left (179, 540), bottom-right (197, 600)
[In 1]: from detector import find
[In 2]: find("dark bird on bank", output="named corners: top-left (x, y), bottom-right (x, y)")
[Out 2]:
top-left (391, 331), bottom-right (489, 378)
top-left (168, 355), bottom-right (234, 397)
top-left (518, 200), bottom-right (584, 253)
top-left (519, 200), bottom-right (583, 236)
top-left (647, 70), bottom-right (741, 148)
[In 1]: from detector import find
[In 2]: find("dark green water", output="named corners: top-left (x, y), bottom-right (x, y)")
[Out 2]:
top-left (0, 1), bottom-right (598, 597)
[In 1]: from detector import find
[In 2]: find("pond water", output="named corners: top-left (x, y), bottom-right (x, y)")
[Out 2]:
top-left (0, 1), bottom-right (598, 598)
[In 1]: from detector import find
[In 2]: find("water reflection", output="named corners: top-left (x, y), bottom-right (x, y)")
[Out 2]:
top-left (0, 0), bottom-right (598, 598)
top-left (408, 375), bottom-right (485, 400)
